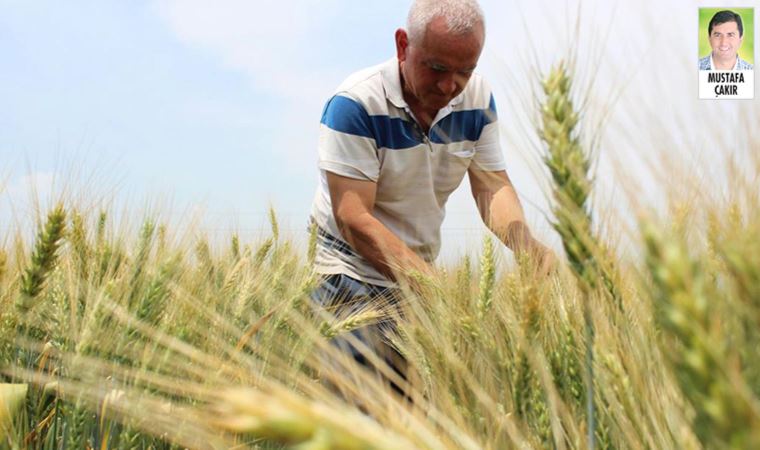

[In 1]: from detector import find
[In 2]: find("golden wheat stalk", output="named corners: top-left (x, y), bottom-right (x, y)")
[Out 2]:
top-left (319, 308), bottom-right (384, 339)
top-left (210, 386), bottom-right (419, 449)
top-left (538, 62), bottom-right (601, 448)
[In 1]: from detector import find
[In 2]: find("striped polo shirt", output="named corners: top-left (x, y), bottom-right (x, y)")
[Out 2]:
top-left (310, 57), bottom-right (506, 287)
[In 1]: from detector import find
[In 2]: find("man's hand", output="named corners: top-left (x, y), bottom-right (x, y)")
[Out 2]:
top-left (529, 242), bottom-right (558, 279)
top-left (469, 168), bottom-right (557, 278)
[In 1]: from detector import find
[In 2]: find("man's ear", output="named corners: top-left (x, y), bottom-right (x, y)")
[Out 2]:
top-left (395, 28), bottom-right (409, 62)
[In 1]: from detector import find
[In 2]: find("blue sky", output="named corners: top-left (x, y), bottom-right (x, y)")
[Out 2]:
top-left (2, 1), bottom-right (377, 215)
top-left (2, 0), bottom-right (756, 262)
top-left (1, 1), bottom-right (415, 236)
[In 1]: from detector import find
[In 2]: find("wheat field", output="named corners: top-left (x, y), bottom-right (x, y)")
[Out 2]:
top-left (1, 55), bottom-right (760, 450)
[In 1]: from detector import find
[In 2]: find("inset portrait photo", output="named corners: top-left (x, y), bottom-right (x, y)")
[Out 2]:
top-left (698, 8), bottom-right (755, 99)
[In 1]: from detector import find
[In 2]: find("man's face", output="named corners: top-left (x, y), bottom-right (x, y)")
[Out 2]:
top-left (396, 17), bottom-right (484, 112)
top-left (709, 21), bottom-right (742, 61)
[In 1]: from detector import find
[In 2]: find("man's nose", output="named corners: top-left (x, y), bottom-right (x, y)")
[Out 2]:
top-left (437, 75), bottom-right (457, 95)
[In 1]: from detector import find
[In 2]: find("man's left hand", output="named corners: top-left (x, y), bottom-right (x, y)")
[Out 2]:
top-left (535, 246), bottom-right (558, 278)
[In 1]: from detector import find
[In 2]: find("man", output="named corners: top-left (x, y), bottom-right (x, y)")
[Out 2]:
top-left (309, 0), bottom-right (554, 392)
top-left (699, 10), bottom-right (753, 70)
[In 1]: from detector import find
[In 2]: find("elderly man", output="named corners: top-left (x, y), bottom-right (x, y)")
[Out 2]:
top-left (699, 10), bottom-right (753, 70)
top-left (309, 0), bottom-right (554, 392)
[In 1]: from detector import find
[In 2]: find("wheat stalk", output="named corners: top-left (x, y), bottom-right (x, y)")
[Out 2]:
top-left (538, 62), bottom-right (601, 449)
top-left (214, 386), bottom-right (420, 449)
top-left (307, 221), bottom-right (318, 266)
top-left (254, 238), bottom-right (274, 266)
top-left (268, 205), bottom-right (279, 242)
top-left (477, 235), bottom-right (496, 317)
top-left (0, 249), bottom-right (7, 285)
top-left (126, 220), bottom-right (156, 309)
top-left (319, 308), bottom-right (383, 339)
top-left (69, 210), bottom-right (90, 280)
top-left (642, 218), bottom-right (760, 448)
top-left (16, 205), bottom-right (67, 313)
top-left (195, 237), bottom-right (215, 281)
top-left (230, 233), bottom-right (240, 261)
top-left (539, 63), bottom-right (596, 289)
top-left (0, 383), bottom-right (28, 437)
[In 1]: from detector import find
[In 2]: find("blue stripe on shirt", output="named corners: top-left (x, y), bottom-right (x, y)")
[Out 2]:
top-left (320, 94), bottom-right (497, 149)
top-left (320, 95), bottom-right (374, 139)
top-left (321, 96), bottom-right (420, 150)
top-left (430, 94), bottom-right (497, 143)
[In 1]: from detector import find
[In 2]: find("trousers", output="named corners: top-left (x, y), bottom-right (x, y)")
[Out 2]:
top-left (310, 273), bottom-right (408, 397)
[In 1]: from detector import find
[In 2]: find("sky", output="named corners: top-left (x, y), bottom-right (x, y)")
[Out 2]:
top-left (1, 0), bottom-right (757, 263)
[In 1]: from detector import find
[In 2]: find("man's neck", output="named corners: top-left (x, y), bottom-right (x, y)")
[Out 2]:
top-left (405, 98), bottom-right (436, 132)
top-left (712, 53), bottom-right (737, 70)
top-left (399, 65), bottom-right (437, 132)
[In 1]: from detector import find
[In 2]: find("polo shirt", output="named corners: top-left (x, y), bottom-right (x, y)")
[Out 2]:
top-left (310, 57), bottom-right (506, 287)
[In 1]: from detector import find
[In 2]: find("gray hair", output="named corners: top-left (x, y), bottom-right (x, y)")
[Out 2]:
top-left (406, 0), bottom-right (485, 44)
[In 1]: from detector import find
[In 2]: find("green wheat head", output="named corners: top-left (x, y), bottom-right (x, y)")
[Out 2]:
top-left (17, 205), bottom-right (67, 312)
top-left (539, 63), bottom-right (596, 289)
top-left (642, 219), bottom-right (760, 449)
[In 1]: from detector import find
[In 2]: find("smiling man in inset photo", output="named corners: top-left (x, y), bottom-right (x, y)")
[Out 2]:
top-left (699, 10), bottom-right (753, 70)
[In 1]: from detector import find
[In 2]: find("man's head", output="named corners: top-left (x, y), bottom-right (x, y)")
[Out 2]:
top-left (708, 10), bottom-right (744, 62)
top-left (395, 0), bottom-right (485, 113)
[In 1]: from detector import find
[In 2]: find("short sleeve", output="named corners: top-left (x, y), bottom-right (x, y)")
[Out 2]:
top-left (471, 94), bottom-right (506, 171)
top-left (317, 94), bottom-right (380, 182)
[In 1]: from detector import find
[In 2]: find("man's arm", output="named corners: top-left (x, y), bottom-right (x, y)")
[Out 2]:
top-left (468, 168), bottom-right (555, 272)
top-left (326, 171), bottom-right (432, 281)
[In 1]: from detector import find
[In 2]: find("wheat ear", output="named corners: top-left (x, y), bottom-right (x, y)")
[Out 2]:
top-left (17, 205), bottom-right (67, 312)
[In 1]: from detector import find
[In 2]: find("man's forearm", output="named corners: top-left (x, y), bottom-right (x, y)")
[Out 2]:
top-left (336, 212), bottom-right (431, 281)
top-left (479, 184), bottom-right (545, 256)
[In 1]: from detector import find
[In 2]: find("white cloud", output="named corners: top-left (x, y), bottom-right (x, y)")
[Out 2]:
top-left (152, 0), bottom-right (343, 100)
top-left (151, 0), bottom-right (365, 177)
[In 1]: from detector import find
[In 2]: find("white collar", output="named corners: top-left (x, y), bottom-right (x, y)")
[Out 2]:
top-left (710, 54), bottom-right (738, 70)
